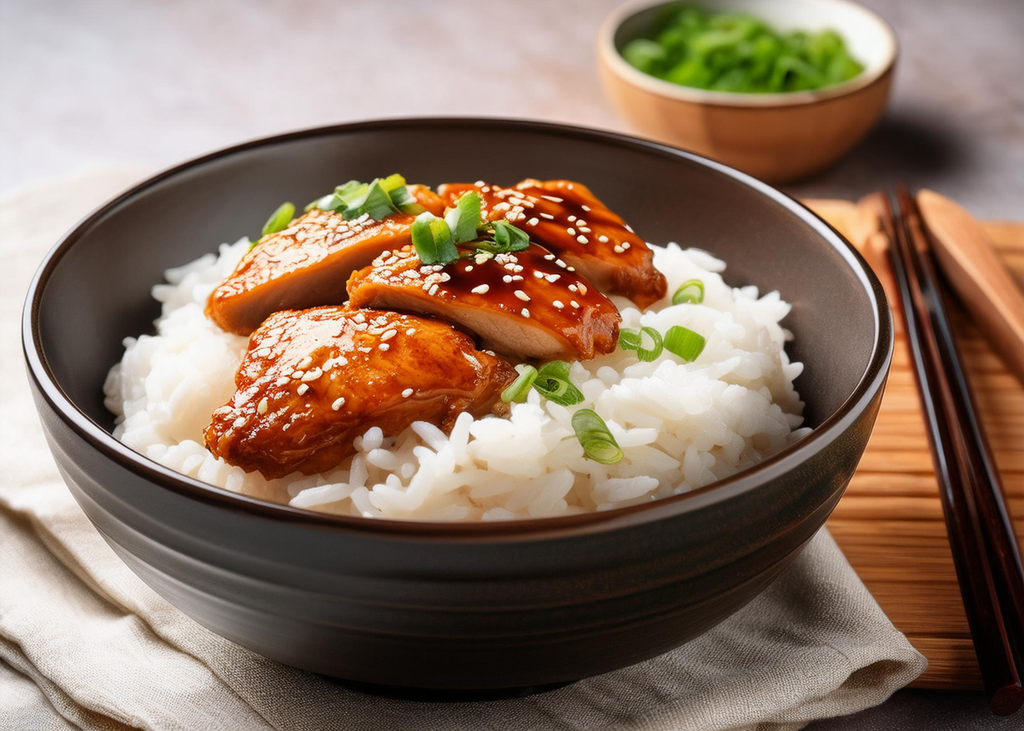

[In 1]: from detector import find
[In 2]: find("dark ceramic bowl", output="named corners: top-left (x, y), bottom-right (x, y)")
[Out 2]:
top-left (24, 118), bottom-right (892, 690)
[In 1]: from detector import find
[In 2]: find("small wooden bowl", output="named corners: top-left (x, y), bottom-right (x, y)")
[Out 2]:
top-left (598, 0), bottom-right (898, 183)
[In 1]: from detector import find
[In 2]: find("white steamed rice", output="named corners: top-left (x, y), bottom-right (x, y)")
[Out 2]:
top-left (104, 238), bottom-right (808, 521)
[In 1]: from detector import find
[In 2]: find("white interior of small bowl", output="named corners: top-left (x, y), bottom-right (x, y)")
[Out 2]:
top-left (603, 0), bottom-right (898, 106)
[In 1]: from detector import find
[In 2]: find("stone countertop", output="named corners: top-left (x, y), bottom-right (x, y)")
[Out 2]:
top-left (2, 0), bottom-right (1022, 728)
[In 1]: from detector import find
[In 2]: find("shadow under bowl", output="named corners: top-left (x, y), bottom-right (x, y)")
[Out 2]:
top-left (23, 118), bottom-right (892, 690)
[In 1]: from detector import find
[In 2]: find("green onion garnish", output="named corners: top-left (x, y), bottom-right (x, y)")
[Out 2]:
top-left (533, 360), bottom-right (584, 406)
top-left (488, 220), bottom-right (530, 252)
top-left (342, 179), bottom-right (394, 221)
top-left (304, 174), bottom-right (424, 220)
top-left (572, 409), bottom-right (623, 465)
top-left (618, 326), bottom-right (664, 362)
top-left (388, 184), bottom-right (425, 215)
top-left (251, 202), bottom-right (296, 248)
top-left (664, 326), bottom-right (707, 362)
top-left (445, 192), bottom-right (483, 243)
top-left (261, 202), bottom-right (295, 238)
top-left (672, 279), bottom-right (705, 305)
top-left (411, 212), bottom-right (459, 265)
top-left (500, 365), bottom-right (538, 403)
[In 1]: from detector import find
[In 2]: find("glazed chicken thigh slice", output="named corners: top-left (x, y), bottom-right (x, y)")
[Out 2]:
top-left (437, 179), bottom-right (667, 309)
top-left (346, 244), bottom-right (621, 361)
top-left (205, 307), bottom-right (516, 479)
top-left (206, 186), bottom-right (445, 335)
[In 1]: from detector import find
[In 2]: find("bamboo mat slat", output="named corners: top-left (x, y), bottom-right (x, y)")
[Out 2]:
top-left (804, 199), bottom-right (1023, 690)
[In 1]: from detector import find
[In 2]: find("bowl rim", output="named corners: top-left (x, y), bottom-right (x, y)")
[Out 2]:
top-left (22, 116), bottom-right (893, 539)
top-left (598, 0), bottom-right (898, 108)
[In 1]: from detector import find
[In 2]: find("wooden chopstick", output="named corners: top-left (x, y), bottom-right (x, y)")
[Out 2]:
top-left (884, 187), bottom-right (1024, 715)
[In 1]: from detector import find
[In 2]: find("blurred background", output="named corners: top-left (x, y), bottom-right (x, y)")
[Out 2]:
top-left (1, 0), bottom-right (1021, 217)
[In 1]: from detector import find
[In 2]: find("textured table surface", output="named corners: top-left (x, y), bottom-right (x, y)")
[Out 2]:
top-left (2, 0), bottom-right (1023, 728)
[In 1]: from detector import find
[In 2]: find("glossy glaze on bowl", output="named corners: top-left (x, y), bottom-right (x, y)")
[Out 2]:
top-left (23, 118), bottom-right (892, 689)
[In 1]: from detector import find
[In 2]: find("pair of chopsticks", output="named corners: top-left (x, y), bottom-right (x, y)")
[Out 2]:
top-left (881, 186), bottom-right (1024, 715)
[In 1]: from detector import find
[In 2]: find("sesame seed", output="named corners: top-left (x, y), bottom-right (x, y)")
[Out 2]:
top-left (332, 397), bottom-right (346, 411)
top-left (553, 300), bottom-right (564, 309)
top-left (545, 273), bottom-right (561, 282)
top-left (543, 253), bottom-right (556, 261)
top-left (567, 266), bottom-right (576, 272)
top-left (465, 265), bottom-right (473, 272)
top-left (533, 271), bottom-right (544, 278)
top-left (379, 343), bottom-right (390, 351)
top-left (301, 368), bottom-right (322, 382)
top-left (233, 416), bottom-right (246, 428)
top-left (402, 388), bottom-right (414, 398)
top-left (527, 217), bottom-right (539, 226)
top-left (257, 398), bottom-right (268, 415)
top-left (521, 308), bottom-right (530, 318)
top-left (406, 328), bottom-right (416, 336)
top-left (539, 212), bottom-right (554, 220)
top-left (471, 284), bottom-right (490, 294)
top-left (291, 371), bottom-right (304, 380)
top-left (514, 289), bottom-right (531, 302)
top-left (540, 195), bottom-right (563, 203)
top-left (428, 283), bottom-right (439, 296)
top-left (380, 329), bottom-right (397, 341)
top-left (568, 215), bottom-right (577, 222)
top-left (571, 300), bottom-right (580, 308)
top-left (567, 227), bottom-right (576, 236)
top-left (578, 283), bottom-right (588, 295)
top-left (297, 384), bottom-right (309, 395)
top-left (624, 224), bottom-right (634, 233)
top-left (614, 245), bottom-right (624, 253)
top-left (581, 204), bottom-right (591, 211)
top-left (502, 275), bottom-right (513, 283)
top-left (555, 258), bottom-right (567, 268)
top-left (598, 235), bottom-right (609, 243)
top-left (622, 242), bottom-right (631, 250)
top-left (576, 235), bottom-right (588, 244)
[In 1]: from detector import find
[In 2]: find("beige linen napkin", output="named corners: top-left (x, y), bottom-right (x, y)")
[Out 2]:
top-left (0, 170), bottom-right (926, 731)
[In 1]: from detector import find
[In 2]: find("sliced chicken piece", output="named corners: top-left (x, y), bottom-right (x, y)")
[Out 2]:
top-left (438, 179), bottom-right (667, 308)
top-left (205, 185), bottom-right (446, 336)
top-left (205, 306), bottom-right (515, 479)
top-left (346, 244), bottom-right (621, 361)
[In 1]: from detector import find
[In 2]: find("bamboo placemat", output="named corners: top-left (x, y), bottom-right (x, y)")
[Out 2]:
top-left (805, 199), bottom-right (1024, 690)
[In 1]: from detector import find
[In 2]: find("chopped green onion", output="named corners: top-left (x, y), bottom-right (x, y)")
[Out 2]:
top-left (382, 174), bottom-right (425, 214)
top-left (572, 409), bottom-right (623, 465)
top-left (619, 5), bottom-right (864, 94)
top-left (388, 185), bottom-right (425, 215)
top-left (672, 279), bottom-right (705, 305)
top-left (618, 326), bottom-right (664, 362)
top-left (342, 179), bottom-right (394, 221)
top-left (261, 202), bottom-right (295, 238)
top-left (411, 212), bottom-right (458, 265)
top-left (305, 192), bottom-right (343, 212)
top-left (501, 365), bottom-right (538, 403)
top-left (379, 173), bottom-right (406, 193)
top-left (664, 326), bottom-right (707, 362)
top-left (488, 220), bottom-right (530, 252)
top-left (304, 175), bottom-right (426, 220)
top-left (533, 360), bottom-right (584, 406)
top-left (444, 192), bottom-right (483, 243)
